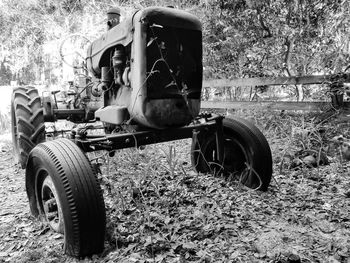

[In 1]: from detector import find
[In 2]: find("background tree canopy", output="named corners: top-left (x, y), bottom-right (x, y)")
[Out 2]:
top-left (0, 0), bottom-right (349, 85)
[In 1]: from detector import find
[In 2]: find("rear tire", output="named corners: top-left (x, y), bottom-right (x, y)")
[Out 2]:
top-left (26, 138), bottom-right (106, 257)
top-left (11, 86), bottom-right (45, 168)
top-left (191, 116), bottom-right (272, 191)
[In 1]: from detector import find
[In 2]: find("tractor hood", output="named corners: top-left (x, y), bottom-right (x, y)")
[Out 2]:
top-left (86, 6), bottom-right (202, 78)
top-left (138, 6), bottom-right (202, 31)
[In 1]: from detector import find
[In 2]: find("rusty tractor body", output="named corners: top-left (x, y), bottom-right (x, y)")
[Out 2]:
top-left (11, 6), bottom-right (273, 258)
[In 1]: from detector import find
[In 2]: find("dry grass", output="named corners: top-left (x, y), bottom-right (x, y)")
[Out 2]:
top-left (89, 109), bottom-right (350, 262)
top-left (2, 109), bottom-right (350, 262)
top-left (0, 111), bottom-right (10, 134)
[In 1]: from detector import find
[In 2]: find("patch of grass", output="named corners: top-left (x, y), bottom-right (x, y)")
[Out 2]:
top-left (5, 109), bottom-right (350, 262)
top-left (94, 110), bottom-right (350, 262)
top-left (0, 110), bottom-right (10, 134)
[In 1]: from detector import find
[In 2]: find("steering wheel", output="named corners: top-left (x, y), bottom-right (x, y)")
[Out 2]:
top-left (59, 34), bottom-right (91, 69)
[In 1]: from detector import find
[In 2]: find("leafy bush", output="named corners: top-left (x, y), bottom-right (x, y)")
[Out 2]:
top-left (0, 111), bottom-right (10, 134)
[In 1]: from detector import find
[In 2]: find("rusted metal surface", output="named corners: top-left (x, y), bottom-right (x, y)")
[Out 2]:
top-left (76, 115), bottom-right (222, 152)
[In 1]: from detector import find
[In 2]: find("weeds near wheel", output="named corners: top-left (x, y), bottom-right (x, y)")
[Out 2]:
top-left (84, 110), bottom-right (350, 261)
top-left (0, 111), bottom-right (10, 134)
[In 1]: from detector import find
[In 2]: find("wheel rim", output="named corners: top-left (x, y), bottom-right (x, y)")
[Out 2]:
top-left (204, 136), bottom-right (250, 175)
top-left (41, 175), bottom-right (64, 233)
top-left (222, 137), bottom-right (248, 172)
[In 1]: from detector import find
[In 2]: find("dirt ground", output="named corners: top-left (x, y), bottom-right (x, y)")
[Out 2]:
top-left (1, 111), bottom-right (350, 262)
top-left (0, 133), bottom-right (73, 263)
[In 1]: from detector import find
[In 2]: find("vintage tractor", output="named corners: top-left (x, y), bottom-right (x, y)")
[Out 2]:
top-left (11, 6), bottom-right (272, 257)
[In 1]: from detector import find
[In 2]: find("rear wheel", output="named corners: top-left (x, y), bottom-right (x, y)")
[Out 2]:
top-left (26, 138), bottom-right (106, 257)
top-left (11, 86), bottom-right (45, 168)
top-left (191, 116), bottom-right (272, 191)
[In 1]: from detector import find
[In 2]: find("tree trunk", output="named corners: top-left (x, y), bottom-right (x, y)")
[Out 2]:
top-left (283, 37), bottom-right (304, 101)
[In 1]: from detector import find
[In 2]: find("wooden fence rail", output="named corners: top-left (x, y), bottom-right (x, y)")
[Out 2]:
top-left (201, 101), bottom-right (350, 111)
top-left (202, 73), bottom-right (350, 88)
top-left (200, 73), bottom-right (350, 111)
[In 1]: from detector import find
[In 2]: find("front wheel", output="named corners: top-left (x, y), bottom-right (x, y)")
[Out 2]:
top-left (26, 138), bottom-right (106, 257)
top-left (191, 116), bottom-right (272, 191)
top-left (41, 175), bottom-right (64, 233)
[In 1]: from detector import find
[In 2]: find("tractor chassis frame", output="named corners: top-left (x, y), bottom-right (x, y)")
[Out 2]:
top-left (74, 115), bottom-right (225, 164)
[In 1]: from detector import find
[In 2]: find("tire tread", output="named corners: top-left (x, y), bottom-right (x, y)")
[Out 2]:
top-left (12, 86), bottom-right (45, 168)
top-left (32, 139), bottom-right (106, 257)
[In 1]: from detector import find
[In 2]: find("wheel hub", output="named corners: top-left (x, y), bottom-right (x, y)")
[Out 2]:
top-left (41, 176), bottom-right (64, 233)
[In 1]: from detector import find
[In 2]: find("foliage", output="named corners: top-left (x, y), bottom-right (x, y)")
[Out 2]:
top-left (2, 110), bottom-right (350, 262)
top-left (201, 0), bottom-right (350, 79)
top-left (1, 0), bottom-right (350, 85)
top-left (0, 111), bottom-right (10, 133)
top-left (0, 60), bottom-right (12, 85)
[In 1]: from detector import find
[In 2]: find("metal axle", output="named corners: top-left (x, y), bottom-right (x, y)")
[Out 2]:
top-left (75, 115), bottom-right (225, 165)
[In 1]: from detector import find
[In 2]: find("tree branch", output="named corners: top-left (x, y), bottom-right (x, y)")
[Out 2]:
top-left (258, 13), bottom-right (272, 38)
top-left (283, 37), bottom-right (294, 77)
top-left (283, 36), bottom-right (304, 101)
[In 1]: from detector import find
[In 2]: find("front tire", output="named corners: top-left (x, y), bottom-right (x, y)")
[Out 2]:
top-left (26, 138), bottom-right (106, 257)
top-left (191, 116), bottom-right (272, 191)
